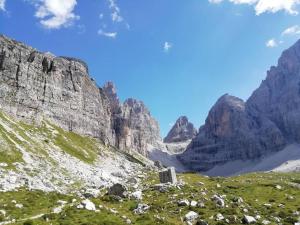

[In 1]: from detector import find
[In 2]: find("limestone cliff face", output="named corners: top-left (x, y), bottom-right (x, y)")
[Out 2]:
top-left (164, 116), bottom-right (197, 143)
top-left (0, 35), bottom-right (114, 144)
top-left (178, 39), bottom-right (300, 171)
top-left (0, 34), bottom-right (161, 155)
top-left (103, 83), bottom-right (161, 155)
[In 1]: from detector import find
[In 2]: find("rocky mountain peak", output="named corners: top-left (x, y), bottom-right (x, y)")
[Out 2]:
top-left (164, 116), bottom-right (197, 143)
top-left (103, 82), bottom-right (120, 114)
top-left (178, 39), bottom-right (300, 172)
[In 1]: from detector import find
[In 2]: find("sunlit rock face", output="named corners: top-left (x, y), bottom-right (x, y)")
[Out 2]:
top-left (103, 83), bottom-right (161, 156)
top-left (0, 34), bottom-right (114, 144)
top-left (164, 116), bottom-right (197, 143)
top-left (179, 39), bottom-right (300, 171)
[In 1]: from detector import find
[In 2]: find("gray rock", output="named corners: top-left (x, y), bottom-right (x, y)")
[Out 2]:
top-left (164, 116), bottom-right (197, 143)
top-left (159, 167), bottom-right (177, 184)
top-left (133, 203), bottom-right (150, 214)
top-left (211, 194), bottom-right (225, 207)
top-left (196, 220), bottom-right (209, 225)
top-left (243, 215), bottom-right (257, 224)
top-left (184, 211), bottom-right (199, 222)
top-left (108, 183), bottom-right (127, 198)
top-left (154, 160), bottom-right (164, 169)
top-left (177, 199), bottom-right (190, 206)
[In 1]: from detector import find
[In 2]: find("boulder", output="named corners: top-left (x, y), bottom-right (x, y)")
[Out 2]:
top-left (184, 211), bottom-right (199, 222)
top-left (133, 203), bottom-right (150, 214)
top-left (108, 183), bottom-right (128, 198)
top-left (81, 199), bottom-right (96, 211)
top-left (159, 167), bottom-right (177, 184)
top-left (243, 215), bottom-right (257, 224)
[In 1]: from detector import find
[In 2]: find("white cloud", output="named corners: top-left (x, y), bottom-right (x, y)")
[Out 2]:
top-left (209, 0), bottom-right (300, 15)
top-left (209, 0), bottom-right (223, 3)
top-left (282, 25), bottom-right (300, 36)
top-left (164, 42), bottom-right (173, 52)
top-left (0, 0), bottom-right (6, 11)
top-left (34, 0), bottom-right (79, 29)
top-left (108, 0), bottom-right (123, 23)
top-left (266, 39), bottom-right (278, 48)
top-left (98, 29), bottom-right (117, 38)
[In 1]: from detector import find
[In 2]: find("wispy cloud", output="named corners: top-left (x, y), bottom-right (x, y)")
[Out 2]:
top-left (0, 0), bottom-right (6, 11)
top-left (266, 39), bottom-right (278, 48)
top-left (209, 0), bottom-right (300, 15)
top-left (33, 0), bottom-right (79, 29)
top-left (108, 0), bottom-right (123, 23)
top-left (164, 42), bottom-right (173, 53)
top-left (98, 29), bottom-right (117, 39)
top-left (98, 0), bottom-right (128, 39)
top-left (282, 25), bottom-right (300, 36)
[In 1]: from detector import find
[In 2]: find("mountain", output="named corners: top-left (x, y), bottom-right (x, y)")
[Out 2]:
top-left (0, 34), bottom-right (160, 156)
top-left (179, 39), bottom-right (300, 172)
top-left (103, 82), bottom-right (161, 156)
top-left (164, 116), bottom-right (197, 143)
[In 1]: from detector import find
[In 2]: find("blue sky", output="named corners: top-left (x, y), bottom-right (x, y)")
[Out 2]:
top-left (1, 0), bottom-right (300, 137)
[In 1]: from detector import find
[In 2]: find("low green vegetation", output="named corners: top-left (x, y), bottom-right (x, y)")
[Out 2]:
top-left (0, 172), bottom-right (299, 225)
top-left (0, 111), bottom-right (104, 166)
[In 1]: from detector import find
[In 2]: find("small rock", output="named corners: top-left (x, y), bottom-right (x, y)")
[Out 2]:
top-left (190, 200), bottom-right (197, 207)
top-left (108, 183), bottom-right (128, 198)
top-left (184, 211), bottom-right (199, 222)
top-left (243, 215), bottom-right (257, 224)
top-left (133, 203), bottom-right (150, 214)
top-left (263, 203), bottom-right (272, 208)
top-left (77, 204), bottom-right (84, 209)
top-left (15, 204), bottom-right (23, 208)
top-left (109, 208), bottom-right (118, 214)
top-left (275, 185), bottom-right (282, 190)
top-left (196, 220), bottom-right (208, 225)
top-left (130, 190), bottom-right (142, 200)
top-left (262, 220), bottom-right (271, 225)
top-left (233, 196), bottom-right (244, 204)
top-left (216, 213), bottom-right (224, 221)
top-left (211, 195), bottom-right (225, 207)
top-left (178, 199), bottom-right (190, 206)
top-left (81, 199), bottom-right (96, 211)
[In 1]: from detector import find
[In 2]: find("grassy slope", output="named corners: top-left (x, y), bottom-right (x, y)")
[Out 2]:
top-left (0, 111), bottom-right (104, 166)
top-left (0, 172), bottom-right (298, 225)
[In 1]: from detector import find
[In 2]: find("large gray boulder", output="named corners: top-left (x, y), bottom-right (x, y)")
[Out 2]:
top-left (164, 116), bottom-right (197, 143)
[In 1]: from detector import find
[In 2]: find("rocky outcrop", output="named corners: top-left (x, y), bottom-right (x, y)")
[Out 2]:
top-left (0, 34), bottom-right (161, 156)
top-left (103, 82), bottom-right (161, 155)
top-left (178, 39), bottom-right (300, 171)
top-left (164, 116), bottom-right (197, 143)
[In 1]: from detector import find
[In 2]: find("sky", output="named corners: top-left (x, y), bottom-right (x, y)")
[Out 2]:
top-left (1, 0), bottom-right (300, 137)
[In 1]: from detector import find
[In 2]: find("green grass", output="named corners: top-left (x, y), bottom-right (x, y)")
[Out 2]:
top-left (0, 173), bottom-right (299, 224)
top-left (0, 111), bottom-right (105, 166)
